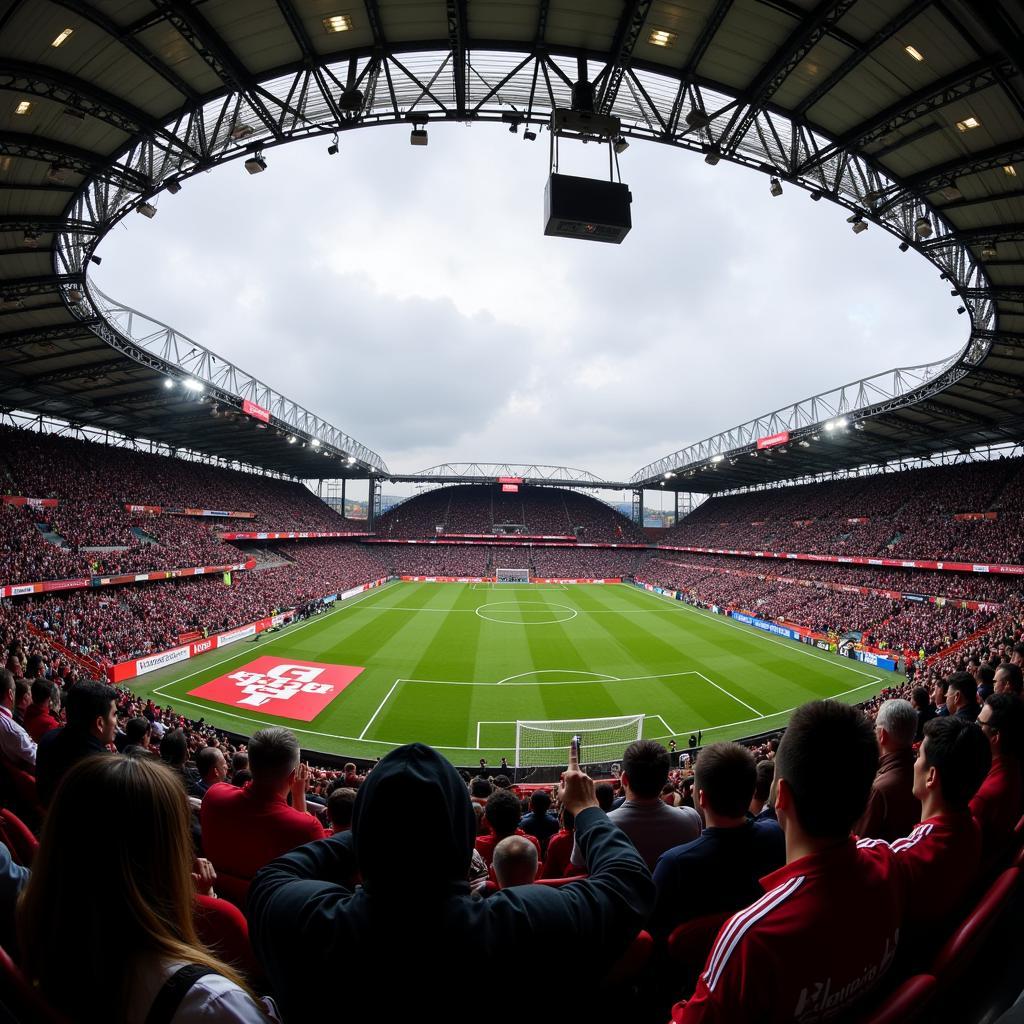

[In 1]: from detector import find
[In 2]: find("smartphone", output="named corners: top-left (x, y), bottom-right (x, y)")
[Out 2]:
top-left (571, 734), bottom-right (582, 764)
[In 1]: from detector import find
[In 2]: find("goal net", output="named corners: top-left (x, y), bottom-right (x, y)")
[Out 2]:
top-left (496, 568), bottom-right (530, 583)
top-left (514, 715), bottom-right (644, 767)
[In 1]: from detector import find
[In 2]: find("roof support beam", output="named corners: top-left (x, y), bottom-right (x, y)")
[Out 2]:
top-left (793, 0), bottom-right (932, 116)
top-left (0, 132), bottom-right (150, 190)
top-left (937, 186), bottom-right (1024, 213)
top-left (362, 0), bottom-right (387, 46)
top-left (0, 274), bottom-right (83, 298)
top-left (49, 0), bottom-right (199, 102)
top-left (722, 0), bottom-right (859, 156)
top-left (446, 0), bottom-right (469, 116)
top-left (274, 0), bottom-right (315, 59)
top-left (597, 0), bottom-right (654, 115)
top-left (797, 57), bottom-right (1013, 174)
top-left (901, 140), bottom-right (1024, 196)
top-left (925, 222), bottom-right (1024, 247)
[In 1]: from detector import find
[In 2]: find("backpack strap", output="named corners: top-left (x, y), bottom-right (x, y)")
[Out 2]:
top-left (145, 964), bottom-right (219, 1024)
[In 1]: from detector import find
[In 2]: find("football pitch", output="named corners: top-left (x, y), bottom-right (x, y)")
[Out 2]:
top-left (129, 581), bottom-right (892, 766)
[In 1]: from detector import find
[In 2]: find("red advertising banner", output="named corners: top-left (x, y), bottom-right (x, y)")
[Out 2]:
top-left (217, 531), bottom-right (373, 540)
top-left (756, 431), bottom-right (790, 450)
top-left (847, 517), bottom-right (870, 524)
top-left (1, 496), bottom-right (58, 508)
top-left (953, 512), bottom-right (998, 521)
top-left (188, 656), bottom-right (361, 721)
top-left (501, 484), bottom-right (519, 493)
top-left (1, 561), bottom-right (252, 599)
top-left (497, 476), bottom-right (524, 485)
top-left (242, 399), bottom-right (271, 423)
top-left (124, 504), bottom-right (256, 519)
top-left (124, 504), bottom-right (162, 514)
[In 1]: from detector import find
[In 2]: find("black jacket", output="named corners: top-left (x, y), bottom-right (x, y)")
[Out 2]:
top-left (248, 743), bottom-right (654, 1023)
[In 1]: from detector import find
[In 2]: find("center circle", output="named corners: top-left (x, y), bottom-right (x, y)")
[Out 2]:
top-left (475, 601), bottom-right (578, 625)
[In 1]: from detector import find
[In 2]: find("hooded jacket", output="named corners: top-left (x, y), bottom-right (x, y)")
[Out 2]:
top-left (247, 743), bottom-right (654, 1023)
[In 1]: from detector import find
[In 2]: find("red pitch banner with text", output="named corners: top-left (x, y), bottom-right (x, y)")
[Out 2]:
top-left (189, 657), bottom-right (361, 721)
top-left (756, 431), bottom-right (789, 450)
top-left (242, 399), bottom-right (271, 423)
top-left (1, 496), bottom-right (58, 508)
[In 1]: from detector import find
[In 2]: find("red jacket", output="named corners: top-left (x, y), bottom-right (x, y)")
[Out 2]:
top-left (23, 704), bottom-right (61, 743)
top-left (970, 754), bottom-right (1023, 862)
top-left (889, 811), bottom-right (981, 927)
top-left (674, 838), bottom-right (904, 1023)
top-left (200, 782), bottom-right (326, 880)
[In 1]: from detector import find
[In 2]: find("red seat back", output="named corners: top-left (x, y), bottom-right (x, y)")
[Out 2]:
top-left (853, 974), bottom-right (936, 1024)
top-left (0, 945), bottom-right (70, 1024)
top-left (0, 810), bottom-right (38, 867)
top-left (607, 930), bottom-right (654, 986)
top-left (930, 868), bottom-right (1019, 986)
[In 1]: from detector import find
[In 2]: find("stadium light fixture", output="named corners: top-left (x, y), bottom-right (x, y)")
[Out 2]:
top-left (244, 152), bottom-right (267, 174)
top-left (523, 130), bottom-right (537, 142)
top-left (165, 180), bottom-right (182, 195)
top-left (955, 116), bottom-right (980, 132)
top-left (648, 29), bottom-right (677, 48)
top-left (981, 243), bottom-right (998, 258)
top-left (347, 456), bottom-right (356, 464)
top-left (67, 288), bottom-right (83, 303)
top-left (914, 216), bottom-right (933, 238)
top-left (685, 109), bottom-right (709, 130)
top-left (47, 163), bottom-right (68, 184)
top-left (136, 201), bottom-right (157, 219)
top-left (769, 177), bottom-right (783, 197)
top-left (230, 123), bottom-right (254, 141)
top-left (184, 378), bottom-right (203, 393)
top-left (899, 241), bottom-right (910, 252)
top-left (704, 147), bottom-right (721, 166)
top-left (15, 101), bottom-right (31, 115)
top-left (940, 184), bottom-right (961, 201)
top-left (51, 27), bottom-right (74, 47)
top-left (851, 218), bottom-right (868, 234)
top-left (957, 306), bottom-right (966, 315)
top-left (808, 190), bottom-right (822, 201)
top-left (1005, 165), bottom-right (1018, 177)
top-left (164, 379), bottom-right (174, 389)
top-left (854, 422), bottom-right (865, 430)
top-left (613, 136), bottom-right (629, 154)
top-left (90, 254), bottom-right (102, 265)
top-left (21, 230), bottom-right (40, 248)
top-left (311, 439), bottom-right (321, 447)
top-left (904, 44), bottom-right (924, 62)
top-left (323, 14), bottom-right (354, 33)
top-left (798, 440), bottom-right (810, 447)
top-left (410, 126), bottom-right (428, 146)
top-left (327, 134), bottom-right (339, 156)
top-left (288, 435), bottom-right (297, 444)
top-left (710, 454), bottom-right (725, 463)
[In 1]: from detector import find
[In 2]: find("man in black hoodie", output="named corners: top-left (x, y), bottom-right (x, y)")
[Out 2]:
top-left (248, 742), bottom-right (654, 1023)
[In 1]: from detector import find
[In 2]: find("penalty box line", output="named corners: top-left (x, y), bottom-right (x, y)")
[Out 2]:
top-left (476, 713), bottom-right (674, 748)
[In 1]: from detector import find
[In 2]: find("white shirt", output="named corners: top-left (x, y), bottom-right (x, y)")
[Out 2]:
top-left (0, 706), bottom-right (36, 769)
top-left (127, 958), bottom-right (278, 1024)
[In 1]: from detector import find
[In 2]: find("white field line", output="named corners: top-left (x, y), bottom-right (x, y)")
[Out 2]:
top-left (691, 670), bottom-right (765, 720)
top-left (496, 668), bottom-right (618, 686)
top-left (149, 578), bottom-right (401, 694)
top-left (358, 679), bottom-right (402, 740)
top-left (632, 586), bottom-right (881, 682)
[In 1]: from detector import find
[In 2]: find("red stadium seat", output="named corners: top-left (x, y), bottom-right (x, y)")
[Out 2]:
top-left (929, 868), bottom-right (1019, 988)
top-left (193, 894), bottom-right (261, 982)
top-left (607, 930), bottom-right (654, 986)
top-left (0, 809), bottom-right (37, 867)
top-left (0, 763), bottom-right (44, 829)
top-left (0, 945), bottom-right (70, 1024)
top-left (852, 974), bottom-right (936, 1024)
top-left (212, 871), bottom-right (251, 912)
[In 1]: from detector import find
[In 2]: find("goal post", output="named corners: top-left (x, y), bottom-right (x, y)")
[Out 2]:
top-left (514, 715), bottom-right (644, 767)
top-left (496, 567), bottom-right (530, 583)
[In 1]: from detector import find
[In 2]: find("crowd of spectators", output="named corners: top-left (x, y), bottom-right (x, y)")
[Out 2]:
top-left (376, 484), bottom-right (644, 542)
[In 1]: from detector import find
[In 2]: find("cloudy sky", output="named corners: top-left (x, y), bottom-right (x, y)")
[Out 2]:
top-left (94, 122), bottom-right (965, 503)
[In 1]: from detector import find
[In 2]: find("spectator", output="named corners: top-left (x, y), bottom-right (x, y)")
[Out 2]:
top-left (653, 742), bottom-right (784, 936)
top-left (475, 789), bottom-right (541, 867)
top-left (195, 746), bottom-right (229, 796)
top-left (36, 680), bottom-right (116, 806)
top-left (945, 672), bottom-right (980, 722)
top-left (594, 782), bottom-right (616, 812)
top-left (673, 701), bottom-right (901, 1024)
top-left (121, 715), bottom-right (156, 757)
top-left (0, 668), bottom-right (36, 770)
top-left (519, 789), bottom-right (560, 857)
top-left (911, 686), bottom-right (935, 742)
top-left (17, 754), bottom-right (272, 1022)
top-left (326, 786), bottom-right (356, 833)
top-left (161, 728), bottom-right (202, 796)
top-left (492, 834), bottom-right (539, 888)
top-left (12, 680), bottom-right (30, 726)
top-left (854, 699), bottom-right (921, 843)
top-left (891, 716), bottom-right (990, 928)
top-left (247, 742), bottom-right (654, 1023)
top-left (22, 678), bottom-right (60, 743)
top-left (971, 694), bottom-right (1024, 863)
top-left (749, 760), bottom-right (774, 818)
top-left (574, 741), bottom-right (701, 871)
top-left (469, 776), bottom-right (492, 807)
top-left (540, 807), bottom-right (576, 880)
top-left (994, 663), bottom-right (1023, 697)
top-left (200, 727), bottom-right (326, 885)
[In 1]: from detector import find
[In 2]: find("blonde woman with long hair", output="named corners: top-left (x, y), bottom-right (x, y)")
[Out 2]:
top-left (18, 754), bottom-right (277, 1023)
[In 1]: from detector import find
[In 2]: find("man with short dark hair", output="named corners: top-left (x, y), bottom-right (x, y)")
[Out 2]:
top-left (160, 728), bottom-right (202, 796)
top-left (573, 740), bottom-right (700, 871)
top-left (945, 672), bottom-right (980, 722)
top-left (674, 701), bottom-right (903, 1024)
top-left (475, 789), bottom-right (540, 866)
top-left (326, 785), bottom-right (356, 833)
top-left (652, 742), bottom-right (784, 936)
top-left (0, 669), bottom-right (36, 771)
top-left (519, 789), bottom-right (560, 857)
top-left (194, 746), bottom-right (228, 796)
top-left (201, 726), bottom-right (326, 884)
top-left (891, 716), bottom-right (990, 928)
top-left (854, 699), bottom-right (921, 842)
top-left (36, 680), bottom-right (116, 806)
top-left (22, 679), bottom-right (60, 743)
top-left (911, 686), bottom-right (936, 742)
top-left (749, 760), bottom-right (774, 818)
top-left (994, 663), bottom-right (1023, 698)
top-left (971, 693), bottom-right (1024, 862)
top-left (469, 776), bottom-right (492, 807)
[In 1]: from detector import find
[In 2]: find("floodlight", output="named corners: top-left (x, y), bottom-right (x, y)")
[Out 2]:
top-left (165, 180), bottom-right (182, 195)
top-left (904, 45), bottom-right (924, 62)
top-left (90, 255), bottom-right (102, 265)
top-left (184, 378), bottom-right (203, 392)
top-left (164, 379), bottom-right (174, 389)
top-left (22, 230), bottom-right (40, 248)
top-left (852, 219), bottom-right (868, 234)
top-left (685, 109), bottom-right (709, 130)
top-left (704, 147), bottom-right (720, 166)
top-left (311, 439), bottom-right (321, 447)
top-left (244, 152), bottom-right (267, 174)
top-left (339, 88), bottom-right (363, 113)
top-left (51, 27), bottom-right (74, 47)
top-left (710, 454), bottom-right (724, 463)
top-left (854, 422), bottom-right (865, 430)
top-left (136, 201), bottom-right (157, 219)
top-left (410, 128), bottom-right (428, 146)
top-left (809, 190), bottom-right (822, 201)
top-left (769, 177), bottom-right (783, 197)
top-left (957, 306), bottom-right (966, 315)
top-left (14, 101), bottom-right (31, 116)
top-left (67, 288), bottom-right (83, 303)
top-left (230, 123), bottom-right (254, 141)
top-left (914, 216), bottom-right (932, 238)
top-left (981, 243), bottom-right (998, 258)
top-left (47, 163), bottom-right (68, 184)
top-left (347, 456), bottom-right (356, 464)
top-left (899, 241), bottom-right (910, 252)
top-left (288, 435), bottom-right (297, 444)
top-left (523, 130), bottom-right (537, 142)
top-left (327, 134), bottom-right (339, 155)
top-left (613, 136), bottom-right (629, 154)
top-left (798, 440), bottom-right (810, 448)
top-left (940, 184), bottom-right (961, 201)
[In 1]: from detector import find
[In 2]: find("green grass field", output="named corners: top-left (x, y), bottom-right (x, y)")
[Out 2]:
top-left (127, 581), bottom-right (894, 766)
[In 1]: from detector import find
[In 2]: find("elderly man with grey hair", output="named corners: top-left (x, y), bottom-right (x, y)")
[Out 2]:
top-left (492, 834), bottom-right (539, 889)
top-left (854, 698), bottom-right (921, 842)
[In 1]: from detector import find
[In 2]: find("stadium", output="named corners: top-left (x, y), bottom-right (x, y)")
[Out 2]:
top-left (1, 0), bottom-right (1023, 1022)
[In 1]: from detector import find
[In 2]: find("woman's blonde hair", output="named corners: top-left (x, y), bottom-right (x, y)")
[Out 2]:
top-left (18, 754), bottom-right (257, 1020)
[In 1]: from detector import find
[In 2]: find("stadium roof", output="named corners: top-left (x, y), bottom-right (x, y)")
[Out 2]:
top-left (0, 1), bottom-right (1021, 489)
